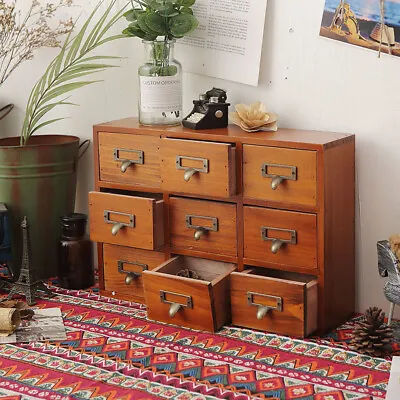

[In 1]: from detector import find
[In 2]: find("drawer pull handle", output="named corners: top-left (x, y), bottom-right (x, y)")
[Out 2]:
top-left (118, 260), bottom-right (148, 285)
top-left (261, 226), bottom-right (297, 253)
top-left (248, 292), bottom-right (283, 319)
top-left (104, 210), bottom-right (135, 236)
top-left (186, 214), bottom-right (218, 241)
top-left (194, 228), bottom-right (206, 241)
top-left (160, 290), bottom-right (193, 318)
top-left (114, 148), bottom-right (144, 173)
top-left (261, 163), bottom-right (297, 190)
top-left (184, 168), bottom-right (197, 182)
top-left (271, 176), bottom-right (284, 190)
top-left (169, 303), bottom-right (182, 317)
top-left (271, 239), bottom-right (284, 254)
top-left (176, 155), bottom-right (209, 182)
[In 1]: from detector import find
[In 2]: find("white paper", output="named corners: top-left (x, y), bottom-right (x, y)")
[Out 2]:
top-left (176, 0), bottom-right (268, 86)
top-left (386, 356), bottom-right (400, 399)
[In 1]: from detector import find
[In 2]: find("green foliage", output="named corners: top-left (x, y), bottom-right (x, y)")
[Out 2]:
top-left (21, 0), bottom-right (127, 145)
top-left (122, 0), bottom-right (198, 40)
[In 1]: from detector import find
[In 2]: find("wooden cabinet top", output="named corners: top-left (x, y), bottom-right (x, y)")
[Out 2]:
top-left (94, 117), bottom-right (354, 150)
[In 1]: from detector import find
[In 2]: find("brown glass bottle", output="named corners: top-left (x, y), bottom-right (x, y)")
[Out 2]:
top-left (58, 213), bottom-right (94, 289)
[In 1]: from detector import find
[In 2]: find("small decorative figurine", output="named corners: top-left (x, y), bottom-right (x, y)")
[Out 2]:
top-left (182, 87), bottom-right (230, 130)
top-left (4, 216), bottom-right (54, 305)
top-left (229, 101), bottom-right (278, 132)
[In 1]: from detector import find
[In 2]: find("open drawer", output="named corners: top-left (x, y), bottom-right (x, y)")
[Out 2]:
top-left (231, 268), bottom-right (318, 337)
top-left (143, 256), bottom-right (236, 332)
top-left (89, 191), bottom-right (164, 250)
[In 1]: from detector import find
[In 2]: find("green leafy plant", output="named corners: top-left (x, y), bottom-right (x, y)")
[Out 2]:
top-left (20, 0), bottom-right (127, 146)
top-left (122, 0), bottom-right (198, 41)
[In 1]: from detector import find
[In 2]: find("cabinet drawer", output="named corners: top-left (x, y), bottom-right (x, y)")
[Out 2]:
top-left (243, 145), bottom-right (317, 206)
top-left (161, 138), bottom-right (236, 198)
top-left (98, 132), bottom-right (161, 188)
top-left (231, 269), bottom-right (318, 337)
top-left (143, 256), bottom-right (236, 332)
top-left (103, 244), bottom-right (165, 302)
top-left (244, 206), bottom-right (317, 270)
top-left (89, 191), bottom-right (164, 250)
top-left (170, 197), bottom-right (237, 257)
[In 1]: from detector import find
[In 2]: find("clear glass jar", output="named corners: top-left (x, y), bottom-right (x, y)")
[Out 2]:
top-left (138, 39), bottom-right (182, 126)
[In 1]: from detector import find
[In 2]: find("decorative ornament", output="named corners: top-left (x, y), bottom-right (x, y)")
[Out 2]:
top-left (349, 307), bottom-right (393, 357)
top-left (229, 102), bottom-right (278, 132)
top-left (3, 217), bottom-right (55, 306)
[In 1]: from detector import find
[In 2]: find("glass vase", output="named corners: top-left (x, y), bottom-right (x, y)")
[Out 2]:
top-left (138, 39), bottom-right (182, 126)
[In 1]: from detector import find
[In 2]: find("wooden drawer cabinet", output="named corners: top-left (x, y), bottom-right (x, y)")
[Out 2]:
top-left (99, 132), bottom-right (161, 188)
top-left (89, 191), bottom-right (164, 250)
top-left (143, 256), bottom-right (236, 332)
top-left (243, 145), bottom-right (317, 206)
top-left (161, 138), bottom-right (236, 198)
top-left (169, 197), bottom-right (237, 257)
top-left (103, 244), bottom-right (165, 302)
top-left (231, 269), bottom-right (318, 337)
top-left (92, 118), bottom-right (355, 337)
top-left (244, 206), bottom-right (317, 270)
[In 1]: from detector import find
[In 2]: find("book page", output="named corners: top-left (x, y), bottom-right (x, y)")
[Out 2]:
top-left (387, 356), bottom-right (400, 399)
top-left (176, 0), bottom-right (268, 87)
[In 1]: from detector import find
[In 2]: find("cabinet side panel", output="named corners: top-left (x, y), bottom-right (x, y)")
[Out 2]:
top-left (323, 137), bottom-right (356, 330)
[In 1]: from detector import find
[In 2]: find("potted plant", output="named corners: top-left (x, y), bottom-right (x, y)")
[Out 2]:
top-left (123, 0), bottom-right (198, 125)
top-left (0, 0), bottom-right (126, 278)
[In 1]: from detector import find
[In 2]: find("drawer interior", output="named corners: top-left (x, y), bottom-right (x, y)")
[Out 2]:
top-left (245, 267), bottom-right (317, 285)
top-left (157, 256), bottom-right (235, 283)
top-left (99, 187), bottom-right (163, 201)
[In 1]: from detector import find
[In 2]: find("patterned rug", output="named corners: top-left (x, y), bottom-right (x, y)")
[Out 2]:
top-left (0, 286), bottom-right (394, 400)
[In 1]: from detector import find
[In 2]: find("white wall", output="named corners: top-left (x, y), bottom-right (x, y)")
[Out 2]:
top-left (1, 0), bottom-right (399, 318)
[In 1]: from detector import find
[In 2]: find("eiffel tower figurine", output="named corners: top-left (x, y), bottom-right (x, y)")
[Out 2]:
top-left (4, 216), bottom-right (54, 305)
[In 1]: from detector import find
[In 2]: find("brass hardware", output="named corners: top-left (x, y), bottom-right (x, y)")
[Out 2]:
top-left (261, 227), bottom-right (297, 253)
top-left (120, 160), bottom-right (133, 173)
top-left (247, 292), bottom-right (283, 320)
top-left (271, 176), bottom-right (284, 190)
top-left (176, 155), bottom-right (209, 182)
top-left (215, 110), bottom-right (223, 118)
top-left (271, 239), bottom-right (284, 254)
top-left (104, 210), bottom-right (135, 236)
top-left (186, 214), bottom-right (218, 241)
top-left (111, 223), bottom-right (125, 236)
top-left (194, 228), bottom-right (206, 241)
top-left (118, 260), bottom-right (148, 285)
top-left (160, 290), bottom-right (193, 318)
top-left (169, 303), bottom-right (182, 317)
top-left (183, 168), bottom-right (197, 182)
top-left (261, 163), bottom-right (297, 190)
top-left (114, 148), bottom-right (144, 173)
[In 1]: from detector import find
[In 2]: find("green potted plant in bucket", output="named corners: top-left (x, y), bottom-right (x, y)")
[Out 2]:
top-left (123, 0), bottom-right (199, 126)
top-left (0, 0), bottom-right (126, 279)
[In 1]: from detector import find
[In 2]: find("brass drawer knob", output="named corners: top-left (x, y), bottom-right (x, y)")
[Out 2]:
top-left (169, 303), bottom-right (182, 317)
top-left (111, 223), bottom-right (125, 236)
top-left (257, 305), bottom-right (272, 320)
top-left (183, 168), bottom-right (198, 182)
top-left (271, 239), bottom-right (284, 254)
top-left (271, 176), bottom-right (284, 190)
top-left (120, 160), bottom-right (133, 173)
top-left (194, 228), bottom-right (206, 241)
top-left (125, 272), bottom-right (139, 285)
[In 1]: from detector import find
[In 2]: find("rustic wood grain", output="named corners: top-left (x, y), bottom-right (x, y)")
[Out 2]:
top-left (243, 145), bottom-right (317, 207)
top-left (169, 197), bottom-right (237, 257)
top-left (231, 269), bottom-right (318, 337)
top-left (103, 244), bottom-right (166, 301)
top-left (244, 206), bottom-right (318, 270)
top-left (98, 132), bottom-right (161, 188)
top-left (89, 191), bottom-right (164, 250)
top-left (161, 138), bottom-right (236, 198)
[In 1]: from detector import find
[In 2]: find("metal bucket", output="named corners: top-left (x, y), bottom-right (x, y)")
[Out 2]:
top-left (0, 135), bottom-right (89, 278)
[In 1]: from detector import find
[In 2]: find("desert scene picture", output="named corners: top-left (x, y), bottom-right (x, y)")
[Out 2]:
top-left (320, 0), bottom-right (400, 56)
